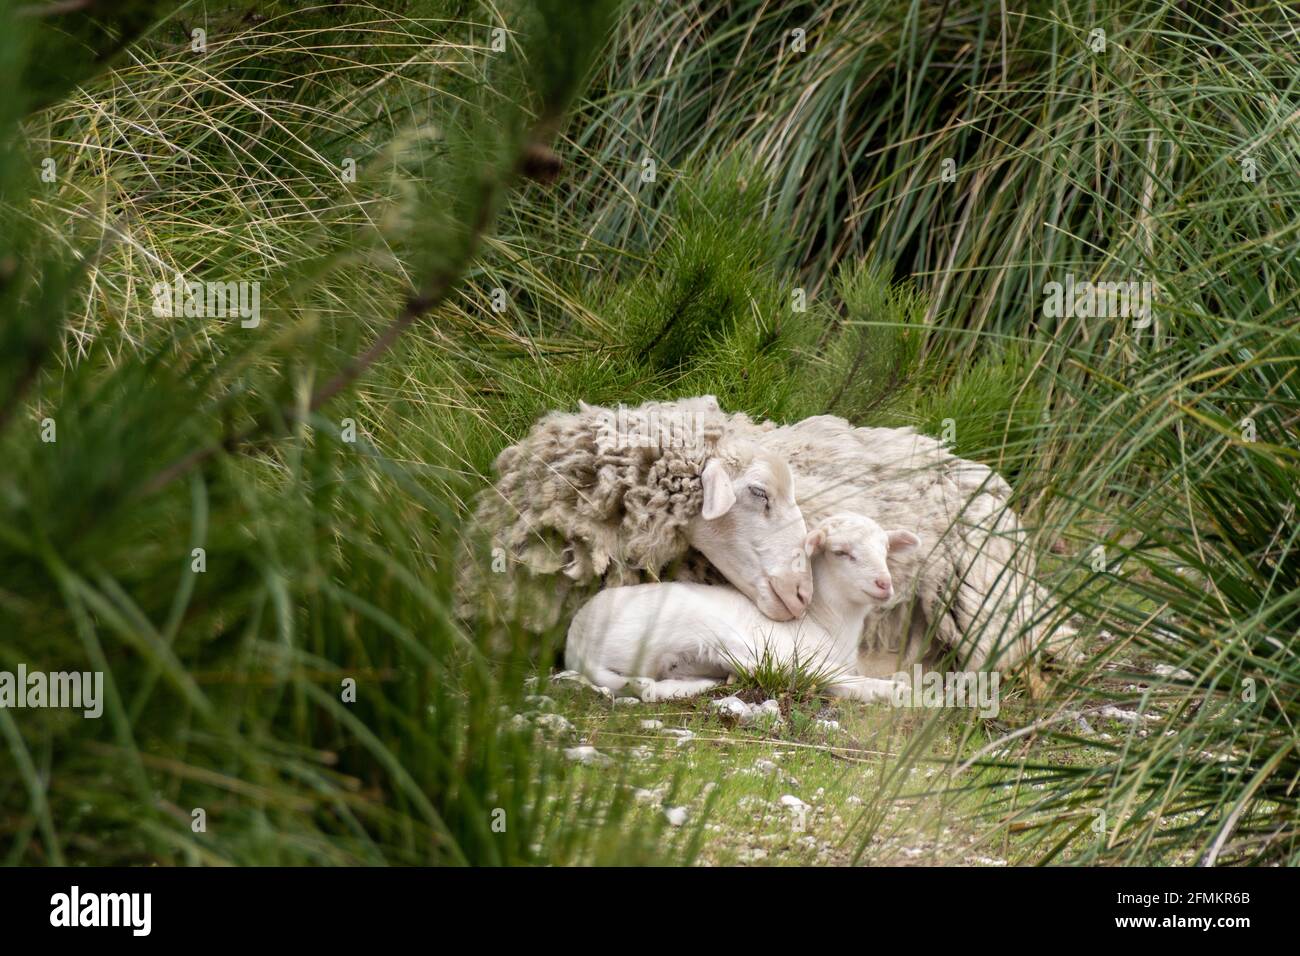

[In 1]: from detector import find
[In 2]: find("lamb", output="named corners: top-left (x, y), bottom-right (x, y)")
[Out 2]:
top-left (565, 513), bottom-right (919, 702)
top-left (468, 395), bottom-right (1075, 675)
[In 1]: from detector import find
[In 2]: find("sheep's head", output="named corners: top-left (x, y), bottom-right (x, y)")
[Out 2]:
top-left (803, 513), bottom-right (921, 608)
top-left (685, 443), bottom-right (813, 620)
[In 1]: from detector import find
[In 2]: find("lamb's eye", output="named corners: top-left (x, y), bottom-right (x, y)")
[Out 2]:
top-left (749, 486), bottom-right (768, 502)
top-left (833, 549), bottom-right (855, 561)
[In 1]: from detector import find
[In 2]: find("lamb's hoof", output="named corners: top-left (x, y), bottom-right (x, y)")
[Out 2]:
top-left (624, 677), bottom-right (658, 702)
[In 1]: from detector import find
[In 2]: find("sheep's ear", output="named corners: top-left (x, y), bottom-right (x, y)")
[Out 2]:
top-left (887, 530), bottom-right (921, 555)
top-left (804, 528), bottom-right (827, 556)
top-left (699, 394), bottom-right (720, 412)
top-left (700, 459), bottom-right (737, 520)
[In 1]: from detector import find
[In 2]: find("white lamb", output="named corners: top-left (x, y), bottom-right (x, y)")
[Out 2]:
top-left (565, 513), bottom-right (920, 703)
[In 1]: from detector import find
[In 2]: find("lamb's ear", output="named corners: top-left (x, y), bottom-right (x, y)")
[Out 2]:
top-left (803, 527), bottom-right (828, 556)
top-left (699, 459), bottom-right (737, 520)
top-left (887, 530), bottom-right (921, 555)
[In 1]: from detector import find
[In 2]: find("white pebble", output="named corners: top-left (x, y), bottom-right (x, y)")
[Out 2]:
top-left (563, 746), bottom-right (612, 766)
top-left (710, 695), bottom-right (751, 720)
top-left (534, 713), bottom-right (574, 737)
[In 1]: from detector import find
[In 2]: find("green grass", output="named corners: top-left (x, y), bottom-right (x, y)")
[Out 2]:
top-left (1, 0), bottom-right (1297, 866)
top-left (722, 645), bottom-right (854, 702)
top-left (534, 676), bottom-right (1039, 866)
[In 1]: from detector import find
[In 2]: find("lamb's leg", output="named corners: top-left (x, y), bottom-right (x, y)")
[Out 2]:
top-left (827, 676), bottom-right (906, 705)
top-left (625, 676), bottom-right (722, 701)
top-left (586, 666), bottom-right (631, 695)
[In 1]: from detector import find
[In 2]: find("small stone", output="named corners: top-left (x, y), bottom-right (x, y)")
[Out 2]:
top-left (663, 806), bottom-right (688, 826)
top-left (710, 695), bottom-right (751, 720)
top-left (1099, 705), bottom-right (1157, 724)
top-left (564, 746), bottom-right (612, 766)
top-left (534, 713), bottom-right (574, 737)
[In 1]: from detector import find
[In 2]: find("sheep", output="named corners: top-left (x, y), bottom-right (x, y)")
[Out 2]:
top-left (565, 513), bottom-right (920, 702)
top-left (468, 395), bottom-right (1074, 674)
top-left (461, 396), bottom-right (813, 632)
top-left (721, 411), bottom-right (1065, 676)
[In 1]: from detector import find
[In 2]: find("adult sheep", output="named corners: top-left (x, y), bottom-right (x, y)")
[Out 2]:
top-left (464, 395), bottom-right (1071, 674)
top-left (463, 396), bottom-right (813, 633)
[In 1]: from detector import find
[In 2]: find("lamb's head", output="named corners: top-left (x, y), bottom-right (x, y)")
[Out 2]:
top-left (803, 513), bottom-right (921, 609)
top-left (684, 442), bottom-right (812, 621)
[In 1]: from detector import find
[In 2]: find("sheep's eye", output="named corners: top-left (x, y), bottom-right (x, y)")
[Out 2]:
top-left (833, 549), bottom-right (855, 561)
top-left (748, 486), bottom-right (768, 502)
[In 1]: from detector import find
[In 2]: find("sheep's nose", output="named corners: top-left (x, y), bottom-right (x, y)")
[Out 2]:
top-left (874, 578), bottom-right (893, 594)
top-left (795, 581), bottom-right (813, 608)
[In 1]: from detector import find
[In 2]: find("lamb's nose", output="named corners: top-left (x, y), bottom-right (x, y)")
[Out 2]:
top-left (796, 581), bottom-right (812, 608)
top-left (874, 578), bottom-right (892, 594)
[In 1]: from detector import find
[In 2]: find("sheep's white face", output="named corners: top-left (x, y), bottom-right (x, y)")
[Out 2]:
top-left (804, 513), bottom-right (921, 606)
top-left (685, 451), bottom-right (812, 620)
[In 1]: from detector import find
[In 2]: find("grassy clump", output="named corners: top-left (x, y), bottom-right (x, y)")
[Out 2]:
top-left (723, 645), bottom-right (852, 704)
